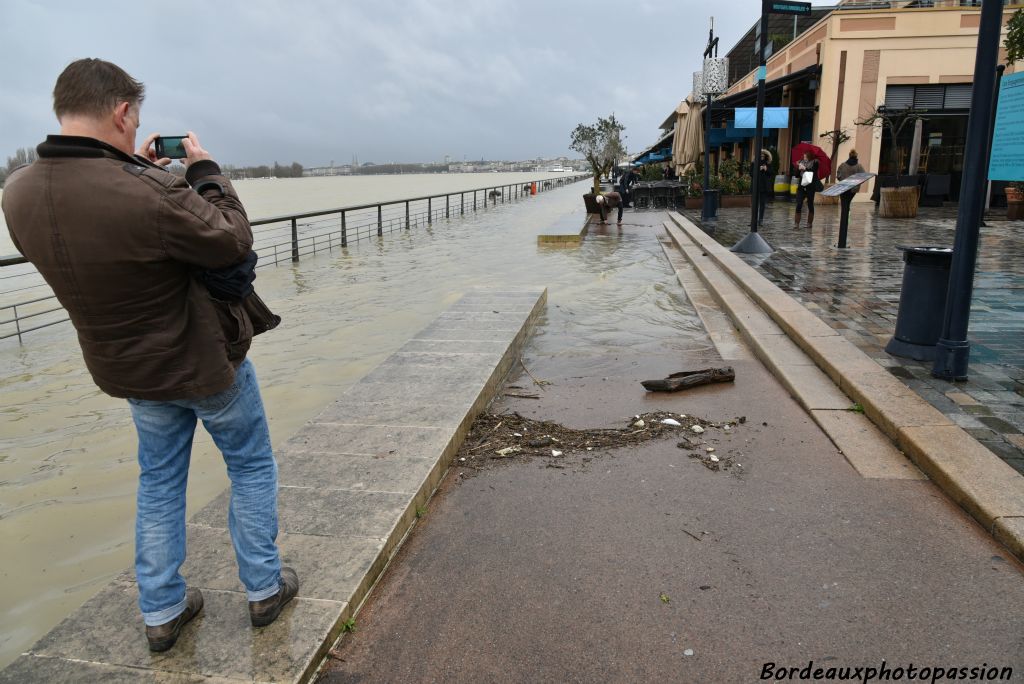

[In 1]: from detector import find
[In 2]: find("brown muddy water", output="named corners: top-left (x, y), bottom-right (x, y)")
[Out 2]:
top-left (0, 173), bottom-right (710, 667)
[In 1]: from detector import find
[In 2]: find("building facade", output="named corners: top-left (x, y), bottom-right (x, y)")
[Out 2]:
top-left (722, 0), bottom-right (1019, 201)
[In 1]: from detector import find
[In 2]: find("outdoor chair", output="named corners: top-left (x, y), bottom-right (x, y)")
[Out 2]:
top-left (633, 183), bottom-right (652, 210)
top-left (653, 184), bottom-right (674, 209)
top-left (919, 174), bottom-right (950, 207)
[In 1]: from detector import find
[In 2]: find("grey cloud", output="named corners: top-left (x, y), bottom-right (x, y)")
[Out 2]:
top-left (0, 0), bottom-right (765, 167)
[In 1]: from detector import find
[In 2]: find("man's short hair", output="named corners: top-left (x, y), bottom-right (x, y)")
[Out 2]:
top-left (53, 58), bottom-right (145, 120)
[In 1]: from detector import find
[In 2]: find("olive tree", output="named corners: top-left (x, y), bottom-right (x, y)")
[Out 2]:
top-left (569, 114), bottom-right (626, 195)
top-left (1006, 7), bottom-right (1023, 65)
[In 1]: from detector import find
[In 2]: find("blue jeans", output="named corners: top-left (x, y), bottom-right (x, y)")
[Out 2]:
top-left (127, 358), bottom-right (281, 626)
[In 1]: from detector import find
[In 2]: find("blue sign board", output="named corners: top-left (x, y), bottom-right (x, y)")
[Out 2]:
top-left (989, 71), bottom-right (1024, 181)
top-left (735, 107), bottom-right (790, 129)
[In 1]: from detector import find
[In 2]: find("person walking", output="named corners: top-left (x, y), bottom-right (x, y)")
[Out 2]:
top-left (836, 149), bottom-right (866, 184)
top-left (794, 151), bottom-right (821, 228)
top-left (836, 148), bottom-right (866, 221)
top-left (618, 166), bottom-right (639, 208)
top-left (754, 149), bottom-right (773, 227)
top-left (1, 58), bottom-right (298, 652)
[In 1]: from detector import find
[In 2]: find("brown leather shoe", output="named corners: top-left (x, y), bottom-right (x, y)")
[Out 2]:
top-left (249, 567), bottom-right (299, 627)
top-left (146, 587), bottom-right (203, 652)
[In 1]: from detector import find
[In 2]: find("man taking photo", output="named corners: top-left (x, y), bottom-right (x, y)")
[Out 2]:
top-left (2, 58), bottom-right (298, 652)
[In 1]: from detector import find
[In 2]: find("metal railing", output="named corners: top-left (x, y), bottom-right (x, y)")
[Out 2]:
top-left (0, 174), bottom-right (588, 342)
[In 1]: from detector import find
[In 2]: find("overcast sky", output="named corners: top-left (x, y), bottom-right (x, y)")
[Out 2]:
top-left (1, 0), bottom-right (767, 167)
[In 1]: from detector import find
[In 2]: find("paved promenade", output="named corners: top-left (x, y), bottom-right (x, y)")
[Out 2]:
top-left (319, 210), bottom-right (1024, 683)
top-left (682, 203), bottom-right (1024, 475)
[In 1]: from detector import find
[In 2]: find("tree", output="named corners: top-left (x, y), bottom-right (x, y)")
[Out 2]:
top-left (855, 106), bottom-right (924, 183)
top-left (819, 127), bottom-right (851, 182)
top-left (6, 147), bottom-right (37, 172)
top-left (1006, 8), bottom-right (1024, 65)
top-left (569, 114), bottom-right (625, 194)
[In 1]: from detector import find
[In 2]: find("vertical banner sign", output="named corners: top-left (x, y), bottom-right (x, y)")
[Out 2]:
top-left (988, 71), bottom-right (1024, 181)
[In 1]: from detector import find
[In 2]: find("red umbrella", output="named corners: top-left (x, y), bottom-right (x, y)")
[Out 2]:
top-left (791, 142), bottom-right (831, 180)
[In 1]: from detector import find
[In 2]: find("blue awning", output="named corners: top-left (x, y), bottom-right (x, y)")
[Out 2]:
top-left (726, 121), bottom-right (770, 140)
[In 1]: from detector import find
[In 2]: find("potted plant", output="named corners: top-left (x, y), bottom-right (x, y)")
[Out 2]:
top-left (717, 158), bottom-right (752, 208)
top-left (1008, 182), bottom-right (1024, 220)
top-left (856, 106), bottom-right (924, 218)
top-left (682, 163), bottom-right (704, 210)
top-left (1004, 8), bottom-right (1024, 219)
top-left (569, 114), bottom-right (626, 207)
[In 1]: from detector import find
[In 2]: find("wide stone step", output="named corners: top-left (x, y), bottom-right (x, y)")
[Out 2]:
top-left (2, 287), bottom-right (547, 683)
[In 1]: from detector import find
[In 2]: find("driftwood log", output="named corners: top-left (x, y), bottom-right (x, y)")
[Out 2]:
top-left (641, 367), bottom-right (735, 393)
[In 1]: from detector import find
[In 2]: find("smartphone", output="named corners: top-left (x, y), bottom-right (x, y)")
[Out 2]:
top-left (154, 136), bottom-right (188, 160)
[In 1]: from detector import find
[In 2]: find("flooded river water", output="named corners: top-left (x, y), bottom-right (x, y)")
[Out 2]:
top-left (0, 173), bottom-right (709, 667)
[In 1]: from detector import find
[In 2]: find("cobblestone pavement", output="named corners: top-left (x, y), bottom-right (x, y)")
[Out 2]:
top-left (674, 201), bottom-right (1024, 474)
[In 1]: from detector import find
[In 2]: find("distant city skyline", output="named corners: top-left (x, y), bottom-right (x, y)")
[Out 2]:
top-left (1, 0), bottom-right (769, 167)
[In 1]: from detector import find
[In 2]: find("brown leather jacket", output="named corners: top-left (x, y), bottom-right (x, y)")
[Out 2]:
top-left (2, 135), bottom-right (264, 400)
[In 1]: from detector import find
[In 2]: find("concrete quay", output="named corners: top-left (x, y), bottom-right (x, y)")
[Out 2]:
top-left (664, 211), bottom-right (1024, 562)
top-left (1, 288), bottom-right (547, 683)
top-left (536, 206), bottom-right (590, 245)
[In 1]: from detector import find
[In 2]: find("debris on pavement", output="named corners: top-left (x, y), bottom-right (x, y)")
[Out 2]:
top-left (454, 410), bottom-right (743, 476)
top-left (641, 366), bottom-right (735, 392)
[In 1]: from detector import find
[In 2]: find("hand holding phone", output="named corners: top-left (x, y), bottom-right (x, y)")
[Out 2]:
top-left (181, 132), bottom-right (212, 168)
top-left (155, 136), bottom-right (188, 160)
top-left (136, 132), bottom-right (172, 166)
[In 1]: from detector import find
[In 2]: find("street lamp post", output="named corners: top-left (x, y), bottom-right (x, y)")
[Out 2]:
top-left (732, 0), bottom-right (774, 254)
top-left (932, 0), bottom-right (1004, 381)
top-left (701, 22), bottom-right (721, 222)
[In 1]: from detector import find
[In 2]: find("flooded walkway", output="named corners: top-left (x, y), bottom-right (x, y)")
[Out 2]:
top-left (0, 180), bottom-right (707, 668)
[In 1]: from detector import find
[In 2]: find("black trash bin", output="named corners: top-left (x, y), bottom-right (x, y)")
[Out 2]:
top-left (701, 189), bottom-right (720, 220)
top-left (884, 246), bottom-right (953, 362)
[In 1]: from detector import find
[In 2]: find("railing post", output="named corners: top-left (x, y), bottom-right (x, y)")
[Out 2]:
top-left (13, 304), bottom-right (22, 344)
top-left (445, 195), bottom-right (450, 219)
top-left (291, 218), bottom-right (299, 262)
top-left (473, 191), bottom-right (477, 211)
top-left (460, 192), bottom-right (464, 215)
top-left (405, 201), bottom-right (410, 229)
top-left (428, 197), bottom-right (432, 225)
top-left (377, 205), bottom-right (383, 236)
top-left (492, 188), bottom-right (496, 207)
top-left (341, 210), bottom-right (347, 247)
top-left (273, 243), bottom-right (278, 265)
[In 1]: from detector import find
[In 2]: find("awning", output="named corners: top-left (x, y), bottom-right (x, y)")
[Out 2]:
top-left (633, 128), bottom-right (675, 162)
top-left (710, 64), bottom-right (821, 124)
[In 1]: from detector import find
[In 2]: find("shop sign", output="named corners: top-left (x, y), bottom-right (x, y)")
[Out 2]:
top-left (988, 71), bottom-right (1024, 181)
top-left (766, 1), bottom-right (812, 15)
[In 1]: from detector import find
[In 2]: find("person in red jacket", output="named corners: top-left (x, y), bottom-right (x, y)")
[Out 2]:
top-left (2, 59), bottom-right (298, 652)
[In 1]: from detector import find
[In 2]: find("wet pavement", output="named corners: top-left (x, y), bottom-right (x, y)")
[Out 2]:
top-left (316, 211), bottom-right (1024, 683)
top-left (681, 202), bottom-right (1024, 475)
